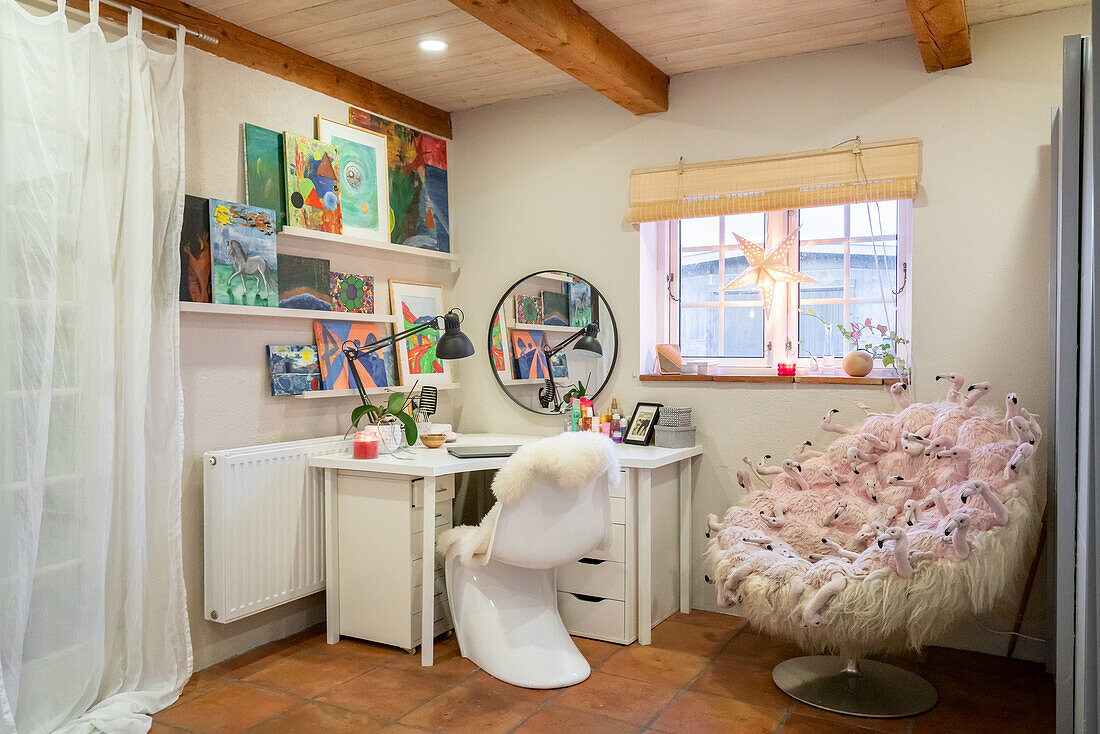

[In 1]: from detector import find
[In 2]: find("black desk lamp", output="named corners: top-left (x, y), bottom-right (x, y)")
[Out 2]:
top-left (539, 322), bottom-right (602, 411)
top-left (342, 308), bottom-right (474, 405)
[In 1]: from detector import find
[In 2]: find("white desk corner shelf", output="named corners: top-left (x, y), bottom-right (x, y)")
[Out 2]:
top-left (278, 226), bottom-right (460, 273)
top-left (179, 302), bottom-right (400, 323)
top-left (310, 435), bottom-right (702, 666)
top-left (295, 383), bottom-right (461, 399)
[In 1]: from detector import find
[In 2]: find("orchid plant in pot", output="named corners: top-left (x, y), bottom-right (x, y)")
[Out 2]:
top-left (348, 390), bottom-right (419, 455)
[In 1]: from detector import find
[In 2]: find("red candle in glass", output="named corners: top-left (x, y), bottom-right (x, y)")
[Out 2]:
top-left (353, 431), bottom-right (379, 459)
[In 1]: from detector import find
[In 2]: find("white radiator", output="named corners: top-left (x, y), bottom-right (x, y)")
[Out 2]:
top-left (203, 435), bottom-right (350, 623)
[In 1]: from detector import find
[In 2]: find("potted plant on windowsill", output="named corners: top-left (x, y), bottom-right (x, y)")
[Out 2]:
top-left (837, 319), bottom-right (910, 379)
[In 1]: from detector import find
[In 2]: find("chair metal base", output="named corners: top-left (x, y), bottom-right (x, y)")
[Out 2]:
top-left (772, 656), bottom-right (937, 718)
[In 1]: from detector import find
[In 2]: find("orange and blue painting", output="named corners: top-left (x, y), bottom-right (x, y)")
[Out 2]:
top-left (312, 320), bottom-right (395, 390)
top-left (285, 134), bottom-right (342, 234)
top-left (510, 329), bottom-right (549, 380)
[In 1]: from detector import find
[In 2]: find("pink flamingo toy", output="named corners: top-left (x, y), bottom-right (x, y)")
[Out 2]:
top-left (736, 469), bottom-right (761, 493)
top-left (793, 441), bottom-right (824, 461)
top-left (959, 480), bottom-right (1008, 526)
top-left (1004, 442), bottom-right (1036, 481)
top-left (781, 459), bottom-right (811, 491)
top-left (935, 372), bottom-right (966, 403)
top-left (963, 382), bottom-right (992, 410)
top-left (821, 409), bottom-right (856, 435)
top-left (890, 382), bottom-right (911, 410)
top-left (942, 514), bottom-right (973, 560)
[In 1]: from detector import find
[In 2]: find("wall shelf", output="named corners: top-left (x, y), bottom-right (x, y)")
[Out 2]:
top-left (278, 226), bottom-right (459, 272)
top-left (293, 383), bottom-right (462, 400)
top-left (180, 302), bottom-right (399, 324)
top-left (507, 321), bottom-right (580, 334)
top-left (502, 378), bottom-right (547, 386)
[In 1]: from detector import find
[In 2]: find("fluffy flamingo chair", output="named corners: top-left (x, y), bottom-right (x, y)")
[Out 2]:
top-left (705, 375), bottom-right (1043, 718)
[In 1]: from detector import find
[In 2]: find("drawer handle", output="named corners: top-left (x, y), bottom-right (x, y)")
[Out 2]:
top-left (578, 558), bottom-right (605, 566)
top-left (569, 592), bottom-right (604, 604)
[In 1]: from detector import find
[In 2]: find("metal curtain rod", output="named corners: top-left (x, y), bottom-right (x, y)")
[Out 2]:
top-left (66, 0), bottom-right (220, 45)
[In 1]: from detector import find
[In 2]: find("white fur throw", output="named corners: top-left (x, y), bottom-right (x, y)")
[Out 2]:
top-left (438, 432), bottom-right (621, 565)
top-left (705, 389), bottom-right (1043, 659)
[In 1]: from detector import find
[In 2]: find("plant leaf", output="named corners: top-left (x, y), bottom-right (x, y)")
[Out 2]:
top-left (386, 391), bottom-right (407, 415)
top-left (396, 411), bottom-right (417, 445)
top-left (351, 404), bottom-right (371, 427)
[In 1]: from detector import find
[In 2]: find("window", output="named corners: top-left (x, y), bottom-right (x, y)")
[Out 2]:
top-left (655, 200), bottom-right (911, 371)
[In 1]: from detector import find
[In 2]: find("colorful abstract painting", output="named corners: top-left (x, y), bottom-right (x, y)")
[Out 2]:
top-left (317, 117), bottom-right (388, 240)
top-left (569, 280), bottom-right (592, 327)
top-left (266, 345), bottom-right (321, 396)
top-left (277, 254), bottom-right (331, 311)
top-left (209, 199), bottom-right (278, 307)
top-left (179, 195), bottom-right (211, 303)
top-left (542, 290), bottom-right (568, 326)
top-left (510, 329), bottom-right (549, 380)
top-left (243, 124), bottom-right (286, 229)
top-left (313, 320), bottom-right (396, 390)
top-left (330, 272), bottom-right (374, 313)
top-left (550, 351), bottom-right (569, 379)
top-left (490, 304), bottom-right (512, 378)
top-left (285, 134), bottom-right (342, 234)
top-left (515, 294), bottom-right (542, 325)
top-left (390, 280), bottom-right (451, 386)
top-left (349, 108), bottom-right (449, 252)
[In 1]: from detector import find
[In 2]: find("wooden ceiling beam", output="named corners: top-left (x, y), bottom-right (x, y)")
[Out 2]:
top-left (67, 0), bottom-right (453, 138)
top-left (904, 0), bottom-right (972, 72)
top-left (446, 0), bottom-right (669, 114)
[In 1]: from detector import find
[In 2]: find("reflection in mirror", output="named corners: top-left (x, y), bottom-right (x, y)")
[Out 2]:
top-left (488, 271), bottom-right (618, 415)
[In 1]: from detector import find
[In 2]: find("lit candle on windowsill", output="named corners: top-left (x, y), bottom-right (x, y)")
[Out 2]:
top-left (353, 430), bottom-right (379, 459)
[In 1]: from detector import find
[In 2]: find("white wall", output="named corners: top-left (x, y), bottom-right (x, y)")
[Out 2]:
top-left (181, 49), bottom-right (457, 670)
top-left (450, 7), bottom-right (1090, 661)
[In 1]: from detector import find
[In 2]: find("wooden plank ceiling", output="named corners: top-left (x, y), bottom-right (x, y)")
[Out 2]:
top-left (188, 0), bottom-right (1085, 112)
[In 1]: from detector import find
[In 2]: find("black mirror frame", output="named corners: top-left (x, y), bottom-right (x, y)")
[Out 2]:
top-left (487, 271), bottom-right (620, 416)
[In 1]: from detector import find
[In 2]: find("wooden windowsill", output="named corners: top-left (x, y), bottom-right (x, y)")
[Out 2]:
top-left (639, 374), bottom-right (900, 386)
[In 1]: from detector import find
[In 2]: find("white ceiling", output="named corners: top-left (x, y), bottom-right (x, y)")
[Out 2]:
top-left (190, 0), bottom-right (1086, 111)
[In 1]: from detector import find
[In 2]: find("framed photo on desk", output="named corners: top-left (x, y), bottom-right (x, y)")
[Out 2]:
top-left (624, 402), bottom-right (661, 445)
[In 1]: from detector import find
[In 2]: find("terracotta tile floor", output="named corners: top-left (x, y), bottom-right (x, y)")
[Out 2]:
top-left (154, 612), bottom-right (1054, 733)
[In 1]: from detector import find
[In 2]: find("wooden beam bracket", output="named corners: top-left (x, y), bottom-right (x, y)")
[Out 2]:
top-left (904, 0), bottom-right (972, 72)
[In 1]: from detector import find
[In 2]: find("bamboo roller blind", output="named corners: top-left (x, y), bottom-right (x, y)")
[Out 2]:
top-left (625, 138), bottom-right (921, 223)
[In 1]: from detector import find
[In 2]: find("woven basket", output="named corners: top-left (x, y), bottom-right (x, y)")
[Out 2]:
top-left (658, 406), bottom-right (692, 428)
top-left (654, 425), bottom-right (696, 448)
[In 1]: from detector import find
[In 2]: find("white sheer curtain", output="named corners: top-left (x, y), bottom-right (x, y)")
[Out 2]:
top-left (0, 1), bottom-right (191, 731)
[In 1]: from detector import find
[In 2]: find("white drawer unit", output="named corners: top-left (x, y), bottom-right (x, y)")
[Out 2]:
top-left (335, 471), bottom-right (455, 652)
top-left (556, 467), bottom-right (679, 645)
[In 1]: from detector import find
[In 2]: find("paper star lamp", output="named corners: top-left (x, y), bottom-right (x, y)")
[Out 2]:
top-left (720, 229), bottom-right (816, 311)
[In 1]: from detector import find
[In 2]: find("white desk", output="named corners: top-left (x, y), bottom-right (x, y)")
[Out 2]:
top-left (310, 433), bottom-right (702, 666)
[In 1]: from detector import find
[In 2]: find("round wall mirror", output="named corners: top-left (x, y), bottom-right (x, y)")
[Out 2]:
top-left (487, 271), bottom-right (618, 414)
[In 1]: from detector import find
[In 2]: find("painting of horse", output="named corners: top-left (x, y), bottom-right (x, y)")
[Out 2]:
top-left (209, 199), bottom-right (278, 307)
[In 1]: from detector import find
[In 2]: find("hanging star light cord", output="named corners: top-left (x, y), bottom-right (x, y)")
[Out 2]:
top-left (719, 228), bottom-right (817, 311)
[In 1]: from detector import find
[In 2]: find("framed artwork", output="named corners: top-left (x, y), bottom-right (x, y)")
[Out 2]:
top-left (266, 345), bottom-right (321, 396)
top-left (313, 320), bottom-right (396, 390)
top-left (179, 195), bottom-right (211, 303)
top-left (515, 294), bottom-right (542, 325)
top-left (510, 329), bottom-right (549, 380)
top-left (569, 280), bottom-right (592, 327)
top-left (349, 108), bottom-right (449, 252)
top-left (624, 402), bottom-right (662, 446)
top-left (284, 133), bottom-right (342, 234)
top-left (243, 123), bottom-right (286, 229)
top-left (277, 254), bottom-right (331, 310)
top-left (389, 280), bottom-right (451, 385)
top-left (542, 290), bottom-right (568, 326)
top-left (330, 271), bottom-right (374, 313)
top-left (208, 199), bottom-right (278, 307)
top-left (550, 351), bottom-right (569, 379)
top-left (316, 116), bottom-right (389, 241)
top-left (489, 304), bottom-right (512, 378)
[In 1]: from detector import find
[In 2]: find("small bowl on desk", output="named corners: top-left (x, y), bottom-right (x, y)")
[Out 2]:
top-left (420, 433), bottom-right (447, 449)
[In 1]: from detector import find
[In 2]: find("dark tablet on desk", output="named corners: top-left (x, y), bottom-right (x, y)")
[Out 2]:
top-left (447, 445), bottom-right (520, 459)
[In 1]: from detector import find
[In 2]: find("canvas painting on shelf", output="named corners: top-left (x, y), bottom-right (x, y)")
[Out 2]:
top-left (490, 304), bottom-right (512, 378)
top-left (277, 254), bottom-right (331, 310)
top-left (349, 108), bottom-right (449, 252)
top-left (179, 195), bottom-right (211, 303)
top-left (569, 280), bottom-right (592, 327)
top-left (390, 280), bottom-right (451, 386)
top-left (510, 329), bottom-right (549, 380)
top-left (330, 271), bottom-right (374, 314)
top-left (316, 116), bottom-right (388, 241)
top-left (542, 290), bottom-right (568, 326)
top-left (266, 345), bottom-right (321, 396)
top-left (284, 134), bottom-right (342, 234)
top-left (515, 294), bottom-right (542, 325)
top-left (208, 199), bottom-right (278, 308)
top-left (243, 123), bottom-right (286, 229)
top-left (313, 320), bottom-right (396, 391)
top-left (550, 352), bottom-right (568, 379)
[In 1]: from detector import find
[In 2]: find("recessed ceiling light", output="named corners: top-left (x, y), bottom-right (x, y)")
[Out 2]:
top-left (418, 39), bottom-right (448, 52)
